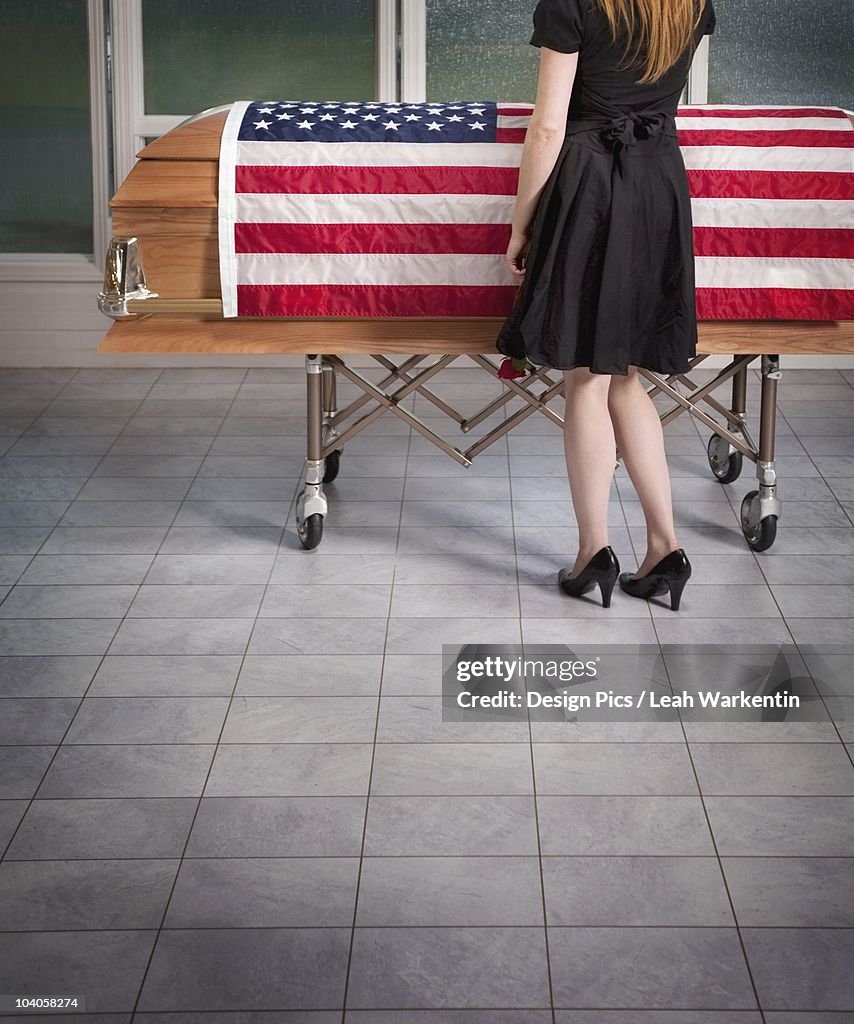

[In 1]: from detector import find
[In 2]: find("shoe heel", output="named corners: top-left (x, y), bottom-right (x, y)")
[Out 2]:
top-left (667, 576), bottom-right (689, 611)
top-left (599, 572), bottom-right (618, 608)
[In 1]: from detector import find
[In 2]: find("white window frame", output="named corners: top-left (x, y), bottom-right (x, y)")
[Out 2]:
top-left (0, 0), bottom-right (111, 282)
top-left (110, 0), bottom-right (399, 187)
top-left (399, 0), bottom-right (711, 104)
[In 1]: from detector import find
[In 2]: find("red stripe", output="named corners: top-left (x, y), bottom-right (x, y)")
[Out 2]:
top-left (237, 283), bottom-right (519, 318)
top-left (497, 104), bottom-right (535, 116)
top-left (677, 128), bottom-right (854, 148)
top-left (687, 168), bottom-right (854, 201)
top-left (236, 163), bottom-right (519, 195)
top-left (694, 226), bottom-right (854, 259)
top-left (235, 222), bottom-right (512, 255)
top-left (496, 127), bottom-right (528, 144)
top-left (697, 288), bottom-right (854, 320)
top-left (677, 106), bottom-right (849, 119)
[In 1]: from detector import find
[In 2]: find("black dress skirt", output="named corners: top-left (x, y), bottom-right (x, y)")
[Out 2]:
top-left (495, 0), bottom-right (716, 376)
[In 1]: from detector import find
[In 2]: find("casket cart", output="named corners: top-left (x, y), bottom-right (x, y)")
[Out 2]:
top-left (98, 105), bottom-right (854, 551)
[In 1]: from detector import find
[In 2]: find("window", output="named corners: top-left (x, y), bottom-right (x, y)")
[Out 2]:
top-left (707, 0), bottom-right (853, 108)
top-left (0, 0), bottom-right (93, 253)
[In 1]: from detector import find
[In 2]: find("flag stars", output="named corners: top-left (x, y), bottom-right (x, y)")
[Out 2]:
top-left (276, 112), bottom-right (293, 121)
top-left (340, 119), bottom-right (359, 129)
top-left (296, 119), bottom-right (316, 130)
top-left (383, 119), bottom-right (400, 131)
top-left (362, 113), bottom-right (380, 121)
top-left (446, 114), bottom-right (464, 122)
top-left (256, 106), bottom-right (275, 114)
top-left (469, 120), bottom-right (487, 131)
top-left (253, 119), bottom-right (272, 130)
top-left (426, 121), bottom-right (443, 131)
top-left (404, 113), bottom-right (422, 121)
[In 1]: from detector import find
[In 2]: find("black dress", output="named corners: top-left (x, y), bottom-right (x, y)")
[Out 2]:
top-left (495, 0), bottom-right (716, 375)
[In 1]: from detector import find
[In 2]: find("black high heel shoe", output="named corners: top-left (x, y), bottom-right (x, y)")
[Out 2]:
top-left (618, 548), bottom-right (692, 611)
top-left (557, 546), bottom-right (620, 608)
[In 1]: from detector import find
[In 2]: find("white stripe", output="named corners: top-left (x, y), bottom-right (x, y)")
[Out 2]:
top-left (690, 197), bottom-right (854, 229)
top-left (683, 104), bottom-right (848, 113)
top-left (235, 140), bottom-right (523, 167)
top-left (234, 193), bottom-right (516, 224)
top-left (218, 101), bottom-right (252, 319)
top-left (695, 256), bottom-right (854, 290)
top-left (235, 252), bottom-right (519, 287)
top-left (681, 145), bottom-right (854, 173)
top-left (676, 116), bottom-right (853, 132)
top-left (497, 114), bottom-right (531, 130)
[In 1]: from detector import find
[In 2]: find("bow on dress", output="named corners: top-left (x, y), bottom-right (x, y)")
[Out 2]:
top-left (601, 110), bottom-right (670, 174)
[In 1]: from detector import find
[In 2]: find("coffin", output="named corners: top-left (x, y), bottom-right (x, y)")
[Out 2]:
top-left (99, 107), bottom-right (854, 357)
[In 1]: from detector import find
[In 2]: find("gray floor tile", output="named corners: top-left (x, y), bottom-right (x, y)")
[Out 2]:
top-left (0, 859), bottom-right (177, 929)
top-left (772, 583), bottom-right (854, 618)
top-left (691, 742), bottom-right (854, 795)
top-left (19, 554), bottom-right (154, 585)
top-left (90, 655), bottom-right (241, 696)
top-left (386, 616), bottom-right (522, 653)
top-left (93, 457), bottom-right (204, 479)
top-left (522, 619), bottom-right (659, 645)
top-left (0, 584), bottom-right (137, 618)
top-left (0, 746), bottom-right (55, 798)
top-left (348, 1013), bottom-right (551, 1023)
top-left (185, 797), bottom-right (365, 857)
top-left (26, 416), bottom-right (129, 437)
top-left (160, 526), bottom-right (282, 555)
top-left (174, 500), bottom-right (291, 527)
top-left (221, 696), bottom-right (377, 743)
top-left (0, 525), bottom-right (54, 553)
top-left (723, 857), bottom-right (854, 927)
top-left (146, 553), bottom-right (276, 584)
top-left (400, 498), bottom-right (512, 526)
top-left (63, 697), bottom-right (229, 744)
top-left (538, 796), bottom-right (714, 855)
top-left (236, 654), bottom-right (383, 696)
top-left (5, 798), bottom-right (197, 859)
top-left (742, 928), bottom-right (854, 1011)
top-left (705, 796), bottom-right (854, 855)
top-left (533, 742), bottom-right (698, 795)
top-left (553, 1014), bottom-right (761, 1022)
top-left (520, 584), bottom-right (654, 618)
top-left (187, 478), bottom-right (298, 502)
top-left (0, 455), bottom-right (102, 477)
top-left (107, 436), bottom-right (215, 456)
top-left (346, 927), bottom-right (550, 1009)
top-left (392, 552), bottom-right (517, 585)
top-left (260, 583), bottom-right (391, 618)
top-left (270, 553), bottom-right (395, 585)
top-left (74, 477), bottom-right (193, 501)
top-left (0, 500), bottom-right (69, 526)
top-left (165, 857), bottom-right (359, 927)
top-left (363, 796), bottom-right (538, 856)
top-left (59, 500), bottom-right (181, 527)
top-left (356, 856), bottom-right (544, 926)
top-left (206, 743), bottom-right (373, 796)
top-left (0, 555), bottom-right (30, 584)
top-left (371, 742), bottom-right (533, 795)
top-left (390, 583), bottom-right (520, 618)
top-left (543, 856), bottom-right (732, 926)
top-left (0, 698), bottom-right (81, 744)
top-left (248, 618), bottom-right (388, 655)
top-left (137, 928), bottom-right (350, 1011)
top-left (198, 455), bottom-right (304, 478)
top-left (41, 527), bottom-right (168, 555)
top-left (380, 654), bottom-right (444, 695)
top-left (378, 694), bottom-right (529, 743)
top-left (37, 744), bottom-right (215, 798)
top-left (0, 931), bottom-right (156, 1012)
top-left (653, 617), bottom-right (795, 646)
top-left (108, 618), bottom-right (253, 655)
top-left (549, 927), bottom-right (756, 1009)
top-left (128, 584), bottom-right (266, 618)
top-left (0, 656), bottom-right (99, 696)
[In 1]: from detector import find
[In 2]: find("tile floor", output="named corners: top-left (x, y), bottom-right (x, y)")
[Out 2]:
top-left (0, 363), bottom-right (853, 1021)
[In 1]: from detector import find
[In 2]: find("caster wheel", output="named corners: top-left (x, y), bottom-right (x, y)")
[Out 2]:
top-left (297, 512), bottom-right (323, 550)
top-left (322, 449), bottom-right (341, 484)
top-left (740, 490), bottom-right (777, 551)
top-left (707, 433), bottom-right (743, 484)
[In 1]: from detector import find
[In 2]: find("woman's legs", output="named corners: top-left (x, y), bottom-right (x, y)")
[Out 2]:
top-left (607, 366), bottom-right (680, 576)
top-left (562, 367), bottom-right (616, 576)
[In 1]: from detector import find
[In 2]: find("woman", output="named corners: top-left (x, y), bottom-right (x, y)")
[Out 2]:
top-left (496, 0), bottom-right (716, 611)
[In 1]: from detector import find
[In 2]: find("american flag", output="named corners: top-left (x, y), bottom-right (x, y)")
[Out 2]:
top-left (218, 100), bottom-right (854, 321)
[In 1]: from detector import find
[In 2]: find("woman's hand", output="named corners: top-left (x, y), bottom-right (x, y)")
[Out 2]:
top-left (505, 231), bottom-right (531, 278)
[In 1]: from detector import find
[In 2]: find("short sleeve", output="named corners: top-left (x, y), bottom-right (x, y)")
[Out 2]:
top-left (702, 0), bottom-right (716, 35)
top-left (529, 0), bottom-right (583, 54)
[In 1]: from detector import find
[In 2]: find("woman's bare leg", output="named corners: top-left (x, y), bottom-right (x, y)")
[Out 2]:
top-left (562, 367), bottom-right (616, 576)
top-left (607, 366), bottom-right (680, 576)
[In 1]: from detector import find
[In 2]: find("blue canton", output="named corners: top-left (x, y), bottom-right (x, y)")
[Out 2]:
top-left (238, 101), bottom-right (499, 142)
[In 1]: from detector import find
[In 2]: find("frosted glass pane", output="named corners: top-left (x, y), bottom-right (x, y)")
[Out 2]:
top-left (142, 0), bottom-right (376, 115)
top-left (0, 0), bottom-right (92, 253)
top-left (426, 0), bottom-right (539, 102)
top-left (708, 0), bottom-right (853, 108)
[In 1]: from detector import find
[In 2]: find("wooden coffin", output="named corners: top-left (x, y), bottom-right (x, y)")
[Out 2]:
top-left (101, 109), bottom-right (854, 357)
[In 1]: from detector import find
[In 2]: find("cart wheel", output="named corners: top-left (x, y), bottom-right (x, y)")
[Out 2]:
top-left (322, 449), bottom-right (341, 484)
top-left (707, 433), bottom-right (743, 484)
top-left (297, 512), bottom-right (323, 550)
top-left (740, 489), bottom-right (777, 551)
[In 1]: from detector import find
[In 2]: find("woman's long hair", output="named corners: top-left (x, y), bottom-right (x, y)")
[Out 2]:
top-left (596, 0), bottom-right (705, 83)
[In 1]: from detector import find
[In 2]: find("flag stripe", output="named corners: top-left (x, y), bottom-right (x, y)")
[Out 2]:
top-left (677, 106), bottom-right (852, 119)
top-left (234, 221), bottom-right (511, 255)
top-left (234, 193), bottom-right (516, 225)
top-left (690, 197), bottom-right (854, 230)
top-left (677, 129), bottom-right (854, 148)
top-left (687, 169), bottom-right (854, 201)
top-left (235, 163), bottom-right (520, 195)
top-left (681, 146), bottom-right (854, 173)
top-left (694, 226), bottom-right (854, 260)
top-left (696, 288), bottom-right (854, 320)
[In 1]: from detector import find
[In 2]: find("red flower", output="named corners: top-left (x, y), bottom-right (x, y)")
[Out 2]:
top-left (498, 356), bottom-right (530, 380)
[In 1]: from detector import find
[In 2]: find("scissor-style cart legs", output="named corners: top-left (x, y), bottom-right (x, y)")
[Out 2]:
top-left (739, 354), bottom-right (782, 551)
top-left (296, 354), bottom-right (329, 549)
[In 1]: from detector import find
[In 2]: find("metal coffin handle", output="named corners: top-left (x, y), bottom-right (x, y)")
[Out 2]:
top-left (98, 236), bottom-right (159, 319)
